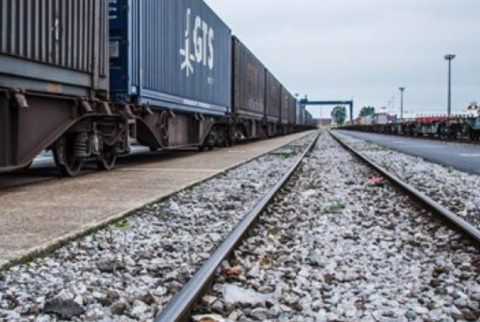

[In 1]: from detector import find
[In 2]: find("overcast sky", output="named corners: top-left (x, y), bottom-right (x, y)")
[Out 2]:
top-left (205, 0), bottom-right (480, 118)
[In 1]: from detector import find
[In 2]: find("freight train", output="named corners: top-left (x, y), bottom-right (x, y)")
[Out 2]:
top-left (0, 0), bottom-right (314, 176)
top-left (344, 108), bottom-right (480, 140)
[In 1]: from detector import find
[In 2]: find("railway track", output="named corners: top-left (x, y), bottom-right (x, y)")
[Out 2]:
top-left (0, 133), bottom-right (318, 322)
top-left (154, 133), bottom-right (319, 322)
top-left (334, 131), bottom-right (480, 229)
top-left (160, 131), bottom-right (480, 322)
top-left (2, 131), bottom-right (480, 321)
top-left (329, 131), bottom-right (480, 247)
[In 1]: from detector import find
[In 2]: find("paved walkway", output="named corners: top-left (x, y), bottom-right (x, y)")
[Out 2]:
top-left (339, 130), bottom-right (480, 175)
top-left (0, 132), bottom-right (313, 268)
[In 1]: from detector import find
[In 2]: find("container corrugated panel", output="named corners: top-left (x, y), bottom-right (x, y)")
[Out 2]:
top-left (110, 0), bottom-right (232, 116)
top-left (0, 0), bottom-right (109, 96)
top-left (280, 86), bottom-right (290, 124)
top-left (288, 97), bottom-right (296, 124)
top-left (232, 37), bottom-right (266, 120)
top-left (265, 70), bottom-right (280, 122)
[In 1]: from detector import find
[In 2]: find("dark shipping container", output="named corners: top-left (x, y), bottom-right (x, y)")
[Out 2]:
top-left (0, 0), bottom-right (109, 97)
top-left (265, 69), bottom-right (281, 123)
top-left (232, 37), bottom-right (266, 120)
top-left (110, 0), bottom-right (232, 116)
top-left (280, 86), bottom-right (290, 124)
top-left (289, 96), bottom-right (297, 124)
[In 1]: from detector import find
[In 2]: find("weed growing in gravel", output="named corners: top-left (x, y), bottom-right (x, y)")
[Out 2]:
top-left (114, 219), bottom-right (130, 229)
top-left (106, 227), bottom-right (115, 243)
top-left (323, 201), bottom-right (345, 214)
top-left (23, 262), bottom-right (37, 269)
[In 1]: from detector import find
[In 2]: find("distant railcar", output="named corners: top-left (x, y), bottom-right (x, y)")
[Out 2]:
top-left (343, 112), bottom-right (480, 140)
top-left (280, 87), bottom-right (294, 134)
top-left (232, 37), bottom-right (266, 140)
top-left (265, 70), bottom-right (282, 137)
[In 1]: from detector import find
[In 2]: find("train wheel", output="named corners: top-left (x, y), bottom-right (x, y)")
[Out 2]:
top-left (98, 147), bottom-right (117, 171)
top-left (53, 136), bottom-right (83, 177)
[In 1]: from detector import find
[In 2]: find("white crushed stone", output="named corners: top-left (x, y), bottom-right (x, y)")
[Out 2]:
top-left (192, 132), bottom-right (480, 322)
top-left (336, 131), bottom-right (480, 229)
top-left (0, 134), bottom-right (317, 322)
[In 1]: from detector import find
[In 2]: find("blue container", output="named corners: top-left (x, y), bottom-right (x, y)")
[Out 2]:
top-left (109, 0), bottom-right (232, 116)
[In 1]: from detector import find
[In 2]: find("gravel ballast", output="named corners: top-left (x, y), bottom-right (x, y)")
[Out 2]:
top-left (0, 134), bottom-right (317, 322)
top-left (191, 132), bottom-right (480, 322)
top-left (335, 131), bottom-right (480, 230)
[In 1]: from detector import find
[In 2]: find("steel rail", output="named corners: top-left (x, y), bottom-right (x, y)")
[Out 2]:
top-left (330, 131), bottom-right (480, 247)
top-left (154, 132), bottom-right (320, 322)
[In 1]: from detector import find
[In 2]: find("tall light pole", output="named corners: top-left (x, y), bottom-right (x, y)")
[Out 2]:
top-left (445, 54), bottom-right (456, 118)
top-left (399, 87), bottom-right (405, 120)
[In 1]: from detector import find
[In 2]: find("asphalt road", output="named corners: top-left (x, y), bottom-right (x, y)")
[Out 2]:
top-left (339, 130), bottom-right (480, 175)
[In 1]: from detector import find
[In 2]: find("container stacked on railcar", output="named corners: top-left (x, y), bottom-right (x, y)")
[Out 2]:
top-left (265, 70), bottom-right (282, 137)
top-left (0, 0), bottom-right (305, 176)
top-left (288, 96), bottom-right (297, 132)
top-left (110, 0), bottom-right (233, 150)
top-left (0, 0), bottom-right (129, 176)
top-left (232, 37), bottom-right (267, 140)
top-left (280, 87), bottom-right (292, 134)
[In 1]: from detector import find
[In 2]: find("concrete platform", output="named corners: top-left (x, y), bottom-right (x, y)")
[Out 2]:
top-left (339, 130), bottom-right (480, 175)
top-left (0, 132), bottom-right (312, 269)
